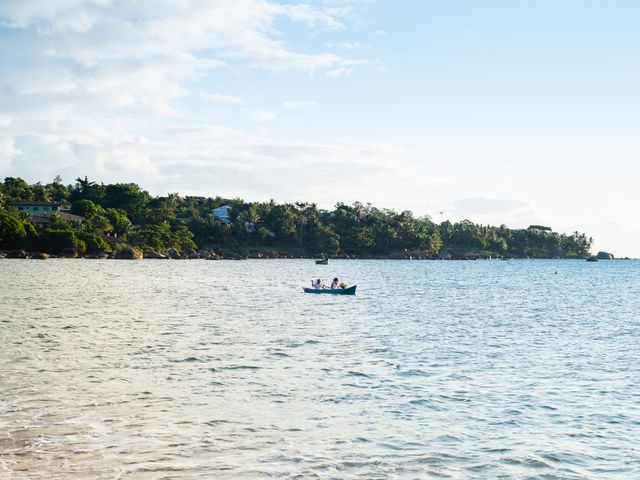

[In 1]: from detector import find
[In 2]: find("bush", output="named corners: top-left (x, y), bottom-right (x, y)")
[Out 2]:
top-left (0, 211), bottom-right (27, 249)
top-left (104, 208), bottom-right (132, 236)
top-left (78, 232), bottom-right (109, 253)
top-left (72, 199), bottom-right (98, 219)
top-left (38, 230), bottom-right (82, 254)
top-left (76, 239), bottom-right (86, 255)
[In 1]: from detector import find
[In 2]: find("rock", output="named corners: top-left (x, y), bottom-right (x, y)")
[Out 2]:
top-left (146, 251), bottom-right (167, 259)
top-left (6, 250), bottom-right (28, 259)
top-left (84, 252), bottom-right (108, 259)
top-left (167, 247), bottom-right (182, 259)
top-left (596, 251), bottom-right (614, 260)
top-left (188, 253), bottom-right (200, 259)
top-left (32, 252), bottom-right (49, 260)
top-left (59, 248), bottom-right (78, 258)
top-left (115, 247), bottom-right (143, 260)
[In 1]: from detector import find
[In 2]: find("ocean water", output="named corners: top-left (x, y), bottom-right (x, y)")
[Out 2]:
top-left (0, 259), bottom-right (638, 479)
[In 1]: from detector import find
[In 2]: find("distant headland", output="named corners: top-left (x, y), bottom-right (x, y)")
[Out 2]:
top-left (1, 176), bottom-right (594, 260)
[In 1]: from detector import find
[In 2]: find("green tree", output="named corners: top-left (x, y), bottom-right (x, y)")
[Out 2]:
top-left (70, 176), bottom-right (106, 203)
top-left (104, 208), bottom-right (132, 236)
top-left (38, 230), bottom-right (84, 254)
top-left (2, 177), bottom-right (31, 201)
top-left (0, 211), bottom-right (27, 248)
top-left (72, 199), bottom-right (99, 219)
top-left (104, 183), bottom-right (150, 219)
top-left (78, 232), bottom-right (109, 253)
top-left (46, 176), bottom-right (70, 202)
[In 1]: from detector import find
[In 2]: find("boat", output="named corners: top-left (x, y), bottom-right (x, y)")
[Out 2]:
top-left (315, 258), bottom-right (328, 265)
top-left (586, 256), bottom-right (598, 262)
top-left (303, 285), bottom-right (356, 295)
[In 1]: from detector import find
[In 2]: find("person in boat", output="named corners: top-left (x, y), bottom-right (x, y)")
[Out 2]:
top-left (330, 277), bottom-right (339, 289)
top-left (311, 278), bottom-right (323, 289)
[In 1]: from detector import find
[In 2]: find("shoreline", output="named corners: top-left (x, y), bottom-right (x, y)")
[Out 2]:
top-left (0, 249), bottom-right (633, 261)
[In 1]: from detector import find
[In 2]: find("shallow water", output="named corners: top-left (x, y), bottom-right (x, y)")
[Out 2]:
top-left (0, 259), bottom-right (639, 479)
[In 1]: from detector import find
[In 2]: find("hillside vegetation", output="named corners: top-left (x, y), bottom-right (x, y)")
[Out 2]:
top-left (0, 176), bottom-right (592, 258)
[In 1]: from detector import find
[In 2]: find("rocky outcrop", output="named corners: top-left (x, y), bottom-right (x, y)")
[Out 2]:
top-left (6, 250), bottom-right (28, 259)
top-left (31, 252), bottom-right (49, 260)
top-left (146, 251), bottom-right (168, 259)
top-left (197, 248), bottom-right (220, 259)
top-left (115, 247), bottom-right (143, 260)
top-left (596, 251), bottom-right (614, 260)
top-left (84, 251), bottom-right (108, 259)
top-left (60, 248), bottom-right (78, 258)
top-left (167, 248), bottom-right (185, 259)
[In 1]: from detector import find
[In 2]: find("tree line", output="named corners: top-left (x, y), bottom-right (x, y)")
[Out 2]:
top-left (0, 176), bottom-right (593, 258)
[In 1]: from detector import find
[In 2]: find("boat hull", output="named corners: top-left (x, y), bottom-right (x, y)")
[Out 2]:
top-left (303, 285), bottom-right (356, 295)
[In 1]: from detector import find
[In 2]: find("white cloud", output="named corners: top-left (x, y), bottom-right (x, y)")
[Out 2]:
top-left (0, 135), bottom-right (22, 168)
top-left (249, 110), bottom-right (275, 122)
top-left (0, 1), bottom-right (368, 143)
top-left (0, 0), bottom-right (391, 212)
top-left (201, 93), bottom-right (246, 105)
top-left (283, 101), bottom-right (318, 109)
top-left (0, 114), bottom-right (12, 127)
top-left (0, 0), bottom-right (362, 118)
top-left (144, 134), bottom-right (404, 204)
top-left (326, 66), bottom-right (353, 78)
top-left (450, 197), bottom-right (531, 218)
top-left (327, 42), bottom-right (369, 50)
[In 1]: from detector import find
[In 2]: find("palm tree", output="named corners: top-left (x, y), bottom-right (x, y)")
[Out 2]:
top-left (75, 176), bottom-right (96, 195)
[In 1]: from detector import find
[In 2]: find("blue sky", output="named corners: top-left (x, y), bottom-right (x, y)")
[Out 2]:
top-left (1, 1), bottom-right (639, 256)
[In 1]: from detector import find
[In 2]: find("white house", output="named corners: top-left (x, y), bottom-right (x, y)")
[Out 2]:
top-left (212, 205), bottom-right (232, 224)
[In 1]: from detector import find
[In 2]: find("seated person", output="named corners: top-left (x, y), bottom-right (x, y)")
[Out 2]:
top-left (330, 277), bottom-right (339, 289)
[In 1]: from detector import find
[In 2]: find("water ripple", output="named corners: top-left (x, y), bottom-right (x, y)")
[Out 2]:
top-left (0, 259), bottom-right (639, 478)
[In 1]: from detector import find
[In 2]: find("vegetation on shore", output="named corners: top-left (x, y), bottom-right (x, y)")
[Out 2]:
top-left (0, 176), bottom-right (593, 258)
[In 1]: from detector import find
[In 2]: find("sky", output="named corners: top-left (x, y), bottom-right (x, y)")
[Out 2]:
top-left (1, 0), bottom-right (639, 256)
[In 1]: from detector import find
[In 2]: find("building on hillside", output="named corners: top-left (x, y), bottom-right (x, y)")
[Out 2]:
top-left (10, 201), bottom-right (84, 227)
top-left (212, 205), bottom-right (232, 224)
top-left (11, 201), bottom-right (68, 215)
top-left (30, 211), bottom-right (85, 227)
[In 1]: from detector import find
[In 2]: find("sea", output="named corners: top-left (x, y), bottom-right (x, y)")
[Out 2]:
top-left (0, 259), bottom-right (638, 479)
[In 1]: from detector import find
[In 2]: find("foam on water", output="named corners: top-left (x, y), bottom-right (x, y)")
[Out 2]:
top-left (0, 259), bottom-right (639, 479)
